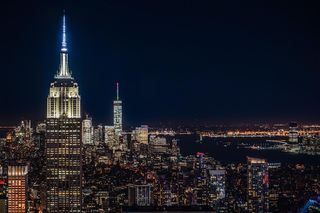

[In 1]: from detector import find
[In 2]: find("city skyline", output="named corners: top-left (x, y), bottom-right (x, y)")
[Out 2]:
top-left (0, 2), bottom-right (319, 212)
top-left (1, 1), bottom-right (320, 126)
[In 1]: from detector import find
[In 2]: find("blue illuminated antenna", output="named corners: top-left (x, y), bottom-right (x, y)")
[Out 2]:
top-left (116, 82), bottom-right (119, 100)
top-left (56, 10), bottom-right (72, 78)
top-left (61, 11), bottom-right (67, 52)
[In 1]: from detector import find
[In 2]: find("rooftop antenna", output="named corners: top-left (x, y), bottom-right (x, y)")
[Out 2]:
top-left (61, 10), bottom-right (67, 52)
top-left (116, 82), bottom-right (119, 100)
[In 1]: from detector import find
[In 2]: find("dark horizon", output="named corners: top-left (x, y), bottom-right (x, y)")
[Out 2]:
top-left (1, 0), bottom-right (320, 126)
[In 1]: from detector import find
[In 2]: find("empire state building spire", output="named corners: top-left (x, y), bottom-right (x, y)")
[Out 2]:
top-left (61, 15), bottom-right (67, 52)
top-left (56, 14), bottom-right (71, 79)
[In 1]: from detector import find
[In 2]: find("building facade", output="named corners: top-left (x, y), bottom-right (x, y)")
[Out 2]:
top-left (133, 125), bottom-right (149, 144)
top-left (247, 157), bottom-right (269, 212)
top-left (113, 82), bottom-right (122, 136)
top-left (105, 126), bottom-right (116, 148)
top-left (288, 122), bottom-right (299, 143)
top-left (93, 125), bottom-right (104, 145)
top-left (208, 169), bottom-right (226, 205)
top-left (45, 15), bottom-right (82, 212)
top-left (128, 184), bottom-right (153, 206)
top-left (0, 165), bottom-right (7, 213)
top-left (82, 116), bottom-right (93, 145)
top-left (7, 165), bottom-right (28, 213)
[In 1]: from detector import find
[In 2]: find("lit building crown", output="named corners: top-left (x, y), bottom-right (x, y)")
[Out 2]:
top-left (47, 14), bottom-right (81, 119)
top-left (55, 14), bottom-right (72, 79)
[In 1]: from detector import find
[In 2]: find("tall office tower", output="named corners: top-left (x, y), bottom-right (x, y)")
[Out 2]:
top-left (82, 115), bottom-right (93, 145)
top-left (208, 169), bottom-right (226, 205)
top-left (133, 125), bottom-right (149, 144)
top-left (128, 184), bottom-right (153, 206)
top-left (121, 131), bottom-right (132, 150)
top-left (46, 15), bottom-right (82, 212)
top-left (247, 157), bottom-right (269, 213)
top-left (194, 152), bottom-right (208, 205)
top-left (104, 126), bottom-right (116, 148)
top-left (113, 82), bottom-right (122, 136)
top-left (268, 163), bottom-right (281, 212)
top-left (288, 122), bottom-right (299, 143)
top-left (93, 125), bottom-right (104, 145)
top-left (7, 165), bottom-right (28, 213)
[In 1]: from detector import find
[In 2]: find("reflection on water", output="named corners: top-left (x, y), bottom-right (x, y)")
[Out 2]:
top-left (176, 134), bottom-right (320, 164)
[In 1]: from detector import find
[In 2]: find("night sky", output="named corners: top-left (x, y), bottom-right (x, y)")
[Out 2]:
top-left (1, 0), bottom-right (320, 126)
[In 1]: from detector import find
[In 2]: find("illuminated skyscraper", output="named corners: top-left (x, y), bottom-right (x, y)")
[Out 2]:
top-left (194, 152), bottom-right (208, 205)
top-left (247, 157), bottom-right (269, 212)
top-left (105, 125), bottom-right (116, 148)
top-left (288, 122), bottom-right (299, 143)
top-left (7, 165), bottom-right (28, 213)
top-left (113, 82), bottom-right (122, 136)
top-left (93, 125), bottom-right (104, 145)
top-left (128, 184), bottom-right (153, 206)
top-left (46, 15), bottom-right (82, 212)
top-left (133, 125), bottom-right (149, 144)
top-left (208, 169), bottom-right (226, 205)
top-left (82, 115), bottom-right (93, 145)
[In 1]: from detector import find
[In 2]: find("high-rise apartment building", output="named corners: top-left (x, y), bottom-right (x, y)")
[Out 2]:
top-left (128, 184), bottom-right (153, 206)
top-left (247, 157), bottom-right (269, 212)
top-left (208, 169), bottom-right (226, 205)
top-left (45, 15), bottom-right (82, 212)
top-left (7, 165), bottom-right (28, 213)
top-left (93, 125), bottom-right (104, 145)
top-left (105, 126), bottom-right (116, 148)
top-left (82, 116), bottom-right (93, 145)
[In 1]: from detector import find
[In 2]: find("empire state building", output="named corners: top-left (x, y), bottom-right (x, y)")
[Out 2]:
top-left (45, 15), bottom-right (82, 212)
